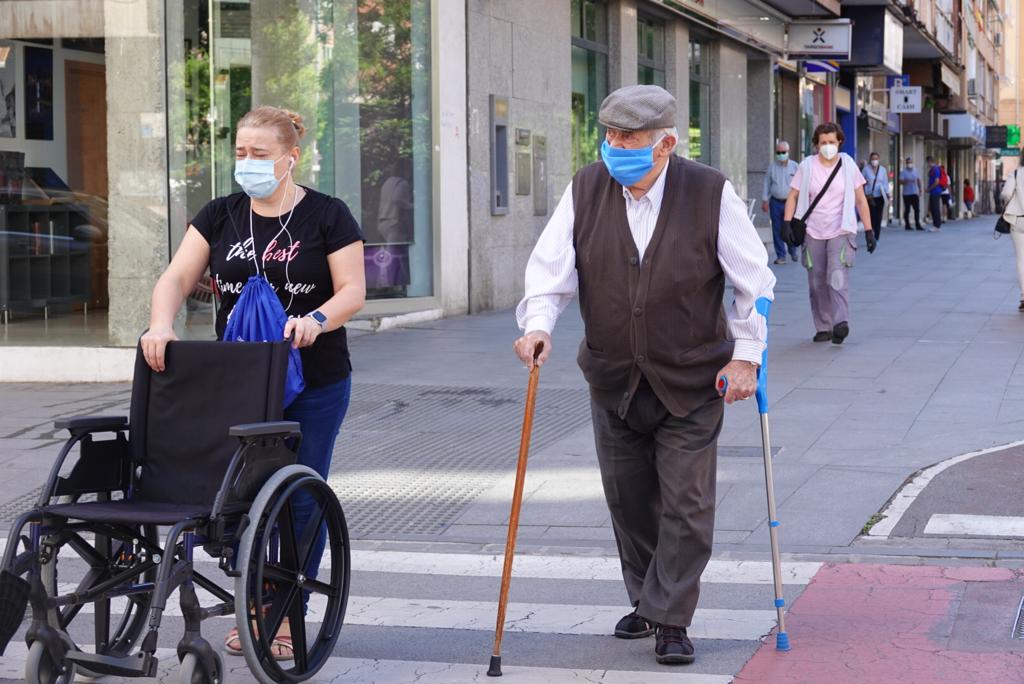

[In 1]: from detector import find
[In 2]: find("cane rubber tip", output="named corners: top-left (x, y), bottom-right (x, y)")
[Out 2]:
top-left (776, 632), bottom-right (791, 651)
top-left (487, 655), bottom-right (502, 676)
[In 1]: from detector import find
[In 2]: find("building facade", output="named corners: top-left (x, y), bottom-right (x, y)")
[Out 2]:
top-left (0, 0), bottom-right (1007, 370)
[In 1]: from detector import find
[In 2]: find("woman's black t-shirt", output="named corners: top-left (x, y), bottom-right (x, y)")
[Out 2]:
top-left (191, 188), bottom-right (364, 388)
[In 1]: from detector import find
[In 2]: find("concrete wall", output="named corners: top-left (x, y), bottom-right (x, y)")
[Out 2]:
top-left (465, 0), bottom-right (572, 313)
top-left (712, 41), bottom-right (748, 198)
top-left (608, 0), bottom-right (638, 91)
top-left (105, 0), bottom-right (170, 346)
top-left (747, 57), bottom-right (773, 216)
top-left (665, 19), bottom-right (690, 154)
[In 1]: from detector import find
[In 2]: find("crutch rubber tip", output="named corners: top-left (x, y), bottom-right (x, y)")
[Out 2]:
top-left (487, 655), bottom-right (503, 677)
top-left (775, 632), bottom-right (791, 651)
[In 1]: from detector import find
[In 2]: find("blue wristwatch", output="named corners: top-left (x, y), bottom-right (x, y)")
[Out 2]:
top-left (306, 310), bottom-right (327, 331)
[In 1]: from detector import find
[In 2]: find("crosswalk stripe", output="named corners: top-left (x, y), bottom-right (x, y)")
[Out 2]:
top-left (52, 584), bottom-right (776, 641)
top-left (924, 513), bottom-right (1024, 537)
top-left (0, 644), bottom-right (734, 683)
top-left (2, 539), bottom-right (818, 585)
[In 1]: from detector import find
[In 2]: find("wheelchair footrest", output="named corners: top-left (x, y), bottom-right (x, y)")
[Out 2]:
top-left (65, 650), bottom-right (158, 678)
top-left (0, 570), bottom-right (29, 655)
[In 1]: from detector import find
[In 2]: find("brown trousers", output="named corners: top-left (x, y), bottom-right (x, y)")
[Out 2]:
top-left (591, 379), bottom-right (722, 627)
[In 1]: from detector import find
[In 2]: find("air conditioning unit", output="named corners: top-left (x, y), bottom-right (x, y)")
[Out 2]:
top-left (995, 32), bottom-right (1003, 46)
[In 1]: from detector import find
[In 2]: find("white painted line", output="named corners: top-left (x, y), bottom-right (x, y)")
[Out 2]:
top-left (866, 438), bottom-right (1024, 538)
top-left (54, 585), bottom-right (775, 641)
top-left (924, 514), bottom-right (1024, 537)
top-left (2, 540), bottom-right (820, 585)
top-left (226, 657), bottom-right (736, 684)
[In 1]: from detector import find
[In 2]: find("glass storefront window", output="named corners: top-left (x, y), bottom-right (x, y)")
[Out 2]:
top-left (0, 8), bottom-right (127, 345)
top-left (168, 0), bottom-right (434, 326)
top-left (637, 15), bottom-right (665, 87)
top-left (571, 0), bottom-right (608, 171)
top-left (688, 40), bottom-right (710, 162)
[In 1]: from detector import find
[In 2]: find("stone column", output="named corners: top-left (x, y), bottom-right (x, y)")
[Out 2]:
top-left (608, 0), bottom-right (638, 91)
top-left (666, 20), bottom-right (689, 156)
top-left (710, 41), bottom-right (748, 197)
top-left (747, 57), bottom-right (773, 222)
top-left (105, 0), bottom-right (171, 346)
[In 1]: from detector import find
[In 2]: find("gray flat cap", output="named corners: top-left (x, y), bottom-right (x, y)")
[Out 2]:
top-left (598, 85), bottom-right (676, 131)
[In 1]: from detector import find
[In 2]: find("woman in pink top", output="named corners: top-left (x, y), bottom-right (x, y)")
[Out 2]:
top-left (781, 123), bottom-right (875, 344)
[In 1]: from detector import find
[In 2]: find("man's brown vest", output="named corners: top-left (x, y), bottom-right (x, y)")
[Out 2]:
top-left (572, 154), bottom-right (733, 418)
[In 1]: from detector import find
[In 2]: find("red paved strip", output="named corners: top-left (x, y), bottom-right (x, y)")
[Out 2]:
top-left (734, 563), bottom-right (1024, 684)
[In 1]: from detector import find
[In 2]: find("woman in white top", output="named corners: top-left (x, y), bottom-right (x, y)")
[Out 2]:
top-left (781, 123), bottom-right (875, 345)
top-left (1000, 157), bottom-right (1024, 311)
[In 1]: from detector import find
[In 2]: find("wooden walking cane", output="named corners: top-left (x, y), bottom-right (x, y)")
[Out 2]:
top-left (487, 347), bottom-right (542, 677)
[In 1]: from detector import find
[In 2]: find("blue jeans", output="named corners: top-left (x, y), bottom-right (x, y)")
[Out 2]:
top-left (769, 197), bottom-right (797, 260)
top-left (283, 376), bottom-right (351, 599)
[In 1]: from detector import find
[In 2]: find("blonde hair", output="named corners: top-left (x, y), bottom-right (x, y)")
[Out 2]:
top-left (237, 106), bottom-right (307, 148)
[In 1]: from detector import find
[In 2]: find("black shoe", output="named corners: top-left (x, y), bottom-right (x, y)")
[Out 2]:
top-left (654, 625), bottom-right (695, 665)
top-left (832, 321), bottom-right (849, 344)
top-left (1018, 300), bottom-right (1024, 313)
top-left (813, 331), bottom-right (831, 342)
top-left (905, 226), bottom-right (913, 231)
top-left (614, 607), bottom-right (654, 639)
top-left (916, 226), bottom-right (925, 231)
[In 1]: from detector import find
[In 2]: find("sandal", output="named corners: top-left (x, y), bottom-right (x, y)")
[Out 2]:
top-left (223, 618), bottom-right (293, 659)
top-left (224, 627), bottom-right (243, 656)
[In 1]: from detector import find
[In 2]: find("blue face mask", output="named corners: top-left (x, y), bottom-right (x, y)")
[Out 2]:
top-left (234, 155), bottom-right (291, 199)
top-left (600, 137), bottom-right (664, 187)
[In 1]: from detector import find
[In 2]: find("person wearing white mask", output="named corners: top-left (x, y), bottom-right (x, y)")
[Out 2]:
top-left (140, 105), bottom-right (366, 661)
top-left (862, 152), bottom-right (890, 241)
top-left (780, 122), bottom-right (874, 344)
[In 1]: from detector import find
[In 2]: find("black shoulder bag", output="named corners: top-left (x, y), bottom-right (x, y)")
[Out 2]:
top-left (789, 158), bottom-right (843, 247)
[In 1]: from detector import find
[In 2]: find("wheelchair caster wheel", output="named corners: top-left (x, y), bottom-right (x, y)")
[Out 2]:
top-left (25, 641), bottom-right (76, 684)
top-left (179, 652), bottom-right (224, 684)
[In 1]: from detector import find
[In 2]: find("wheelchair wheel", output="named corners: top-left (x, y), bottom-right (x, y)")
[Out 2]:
top-left (178, 652), bottom-right (223, 684)
top-left (39, 524), bottom-right (158, 665)
top-left (234, 465), bottom-right (350, 684)
top-left (25, 640), bottom-right (76, 684)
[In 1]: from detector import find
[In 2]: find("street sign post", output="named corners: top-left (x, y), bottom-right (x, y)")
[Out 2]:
top-left (890, 86), bottom-right (922, 114)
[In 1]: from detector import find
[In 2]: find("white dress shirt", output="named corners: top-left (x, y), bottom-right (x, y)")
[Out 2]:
top-left (516, 161), bottom-right (776, 365)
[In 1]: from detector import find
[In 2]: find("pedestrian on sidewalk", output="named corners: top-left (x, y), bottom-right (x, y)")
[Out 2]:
top-left (926, 156), bottom-right (944, 231)
top-left (1000, 159), bottom-right (1024, 311)
top-left (862, 152), bottom-right (890, 242)
top-left (513, 85), bottom-right (775, 667)
top-left (781, 122), bottom-right (875, 345)
top-left (899, 157), bottom-right (924, 230)
top-left (762, 140), bottom-right (800, 264)
top-left (139, 105), bottom-right (367, 659)
top-left (963, 178), bottom-right (975, 218)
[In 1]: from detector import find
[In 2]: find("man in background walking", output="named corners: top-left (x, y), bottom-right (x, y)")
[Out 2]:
top-left (762, 140), bottom-right (799, 264)
top-left (862, 152), bottom-right (890, 241)
top-left (926, 156), bottom-right (943, 231)
top-left (899, 157), bottom-right (923, 230)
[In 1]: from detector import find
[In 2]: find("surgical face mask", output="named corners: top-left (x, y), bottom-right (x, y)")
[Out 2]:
top-left (776, 152), bottom-right (789, 161)
top-left (600, 135), bottom-right (665, 187)
top-left (819, 144), bottom-right (839, 161)
top-left (870, 159), bottom-right (880, 167)
top-left (234, 154), bottom-right (293, 199)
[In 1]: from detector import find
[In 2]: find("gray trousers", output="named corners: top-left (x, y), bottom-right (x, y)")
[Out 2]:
top-left (591, 380), bottom-right (723, 626)
top-left (803, 233), bottom-right (857, 333)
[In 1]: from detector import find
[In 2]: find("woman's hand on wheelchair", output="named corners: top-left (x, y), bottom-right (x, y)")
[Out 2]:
top-left (284, 316), bottom-right (322, 349)
top-left (141, 326), bottom-right (179, 372)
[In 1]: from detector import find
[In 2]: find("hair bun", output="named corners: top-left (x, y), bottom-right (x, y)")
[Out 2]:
top-left (284, 109), bottom-right (307, 140)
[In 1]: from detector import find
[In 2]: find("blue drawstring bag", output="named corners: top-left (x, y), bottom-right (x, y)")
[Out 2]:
top-left (223, 275), bottom-right (305, 407)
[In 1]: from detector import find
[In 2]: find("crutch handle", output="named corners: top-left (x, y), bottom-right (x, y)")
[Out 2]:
top-left (754, 297), bottom-right (771, 415)
top-left (716, 376), bottom-right (728, 396)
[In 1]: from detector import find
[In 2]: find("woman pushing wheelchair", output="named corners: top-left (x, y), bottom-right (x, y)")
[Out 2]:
top-left (142, 105), bottom-right (366, 659)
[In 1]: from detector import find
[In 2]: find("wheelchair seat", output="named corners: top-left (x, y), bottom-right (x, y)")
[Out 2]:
top-left (40, 500), bottom-right (222, 525)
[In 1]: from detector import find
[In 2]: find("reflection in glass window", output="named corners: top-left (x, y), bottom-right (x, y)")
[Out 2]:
top-left (637, 15), bottom-right (665, 87)
top-left (688, 39), bottom-right (709, 162)
top-left (168, 0), bottom-right (433, 319)
top-left (571, 0), bottom-right (608, 171)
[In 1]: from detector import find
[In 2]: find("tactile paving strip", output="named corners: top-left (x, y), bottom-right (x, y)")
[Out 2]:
top-left (328, 383), bottom-right (591, 536)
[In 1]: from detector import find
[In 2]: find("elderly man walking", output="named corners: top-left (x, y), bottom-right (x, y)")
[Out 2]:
top-left (513, 85), bottom-right (776, 666)
top-left (763, 140), bottom-right (800, 264)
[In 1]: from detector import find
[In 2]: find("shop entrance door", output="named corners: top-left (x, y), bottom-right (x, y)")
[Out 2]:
top-left (65, 60), bottom-right (108, 309)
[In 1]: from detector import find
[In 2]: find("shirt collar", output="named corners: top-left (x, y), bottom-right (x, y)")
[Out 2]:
top-left (622, 158), bottom-right (670, 208)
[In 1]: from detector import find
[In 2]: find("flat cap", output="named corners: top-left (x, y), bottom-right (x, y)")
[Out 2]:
top-left (598, 85), bottom-right (676, 131)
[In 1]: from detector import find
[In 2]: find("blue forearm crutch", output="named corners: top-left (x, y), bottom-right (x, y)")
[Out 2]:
top-left (716, 296), bottom-right (790, 651)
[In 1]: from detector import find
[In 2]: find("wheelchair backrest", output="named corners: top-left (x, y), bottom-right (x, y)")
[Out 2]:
top-left (129, 339), bottom-right (289, 506)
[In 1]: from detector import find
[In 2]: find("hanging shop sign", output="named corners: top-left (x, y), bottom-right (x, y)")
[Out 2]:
top-left (787, 20), bottom-right (852, 61)
top-left (891, 86), bottom-right (922, 114)
top-left (986, 126), bottom-right (1008, 149)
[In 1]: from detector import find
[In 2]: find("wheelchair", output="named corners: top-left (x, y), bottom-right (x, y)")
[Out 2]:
top-left (0, 340), bottom-right (350, 684)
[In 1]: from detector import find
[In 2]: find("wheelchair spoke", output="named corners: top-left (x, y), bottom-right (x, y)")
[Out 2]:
top-left (302, 577), bottom-right (337, 598)
top-left (261, 562), bottom-right (299, 585)
top-left (287, 588), bottom-right (308, 672)
top-left (279, 500), bottom-right (301, 573)
top-left (296, 498), bottom-right (328, 575)
top-left (262, 583), bottom-right (300, 649)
